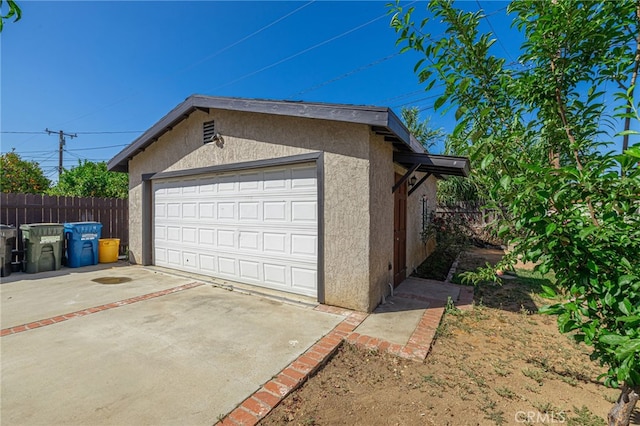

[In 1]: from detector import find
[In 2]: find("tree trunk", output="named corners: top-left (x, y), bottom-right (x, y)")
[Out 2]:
top-left (608, 385), bottom-right (640, 426)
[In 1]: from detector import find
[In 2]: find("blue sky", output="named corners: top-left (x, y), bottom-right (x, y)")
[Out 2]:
top-left (1, 1), bottom-right (519, 181)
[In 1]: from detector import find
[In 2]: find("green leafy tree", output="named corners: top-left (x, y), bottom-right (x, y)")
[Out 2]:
top-left (49, 160), bottom-right (128, 199)
top-left (0, 0), bottom-right (21, 32)
top-left (390, 1), bottom-right (640, 424)
top-left (400, 106), bottom-right (444, 151)
top-left (401, 107), bottom-right (481, 203)
top-left (0, 150), bottom-right (50, 194)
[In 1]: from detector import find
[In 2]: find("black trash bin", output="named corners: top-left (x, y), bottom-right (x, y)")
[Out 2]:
top-left (0, 225), bottom-right (17, 277)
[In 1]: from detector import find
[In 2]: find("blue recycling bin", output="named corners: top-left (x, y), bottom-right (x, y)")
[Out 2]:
top-left (64, 222), bottom-right (103, 268)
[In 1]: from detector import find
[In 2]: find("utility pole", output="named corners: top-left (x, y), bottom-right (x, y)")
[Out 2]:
top-left (45, 128), bottom-right (77, 180)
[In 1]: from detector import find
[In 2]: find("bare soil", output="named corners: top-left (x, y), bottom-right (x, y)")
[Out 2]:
top-left (261, 248), bottom-right (639, 426)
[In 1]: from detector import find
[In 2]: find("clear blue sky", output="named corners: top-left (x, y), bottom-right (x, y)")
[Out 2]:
top-left (1, 1), bottom-right (517, 182)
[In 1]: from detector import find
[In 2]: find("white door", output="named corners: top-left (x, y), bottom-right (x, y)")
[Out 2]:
top-left (153, 163), bottom-right (318, 297)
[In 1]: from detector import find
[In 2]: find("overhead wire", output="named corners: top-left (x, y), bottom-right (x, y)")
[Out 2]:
top-left (476, 1), bottom-right (515, 62)
top-left (54, 2), bottom-right (315, 128)
top-left (286, 52), bottom-right (402, 99)
top-left (209, 1), bottom-right (418, 92)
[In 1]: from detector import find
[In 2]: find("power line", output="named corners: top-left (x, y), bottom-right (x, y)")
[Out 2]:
top-left (476, 1), bottom-right (514, 62)
top-left (209, 2), bottom-right (418, 92)
top-left (54, 3), bottom-right (315, 129)
top-left (379, 90), bottom-right (426, 104)
top-left (0, 131), bottom-right (46, 134)
top-left (392, 92), bottom-right (445, 109)
top-left (1, 130), bottom-right (142, 135)
top-left (287, 52), bottom-right (401, 99)
top-left (1, 144), bottom-right (128, 155)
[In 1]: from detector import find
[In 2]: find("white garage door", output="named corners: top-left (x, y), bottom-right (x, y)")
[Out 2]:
top-left (153, 163), bottom-right (318, 297)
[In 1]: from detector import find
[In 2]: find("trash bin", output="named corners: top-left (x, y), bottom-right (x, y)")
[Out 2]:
top-left (98, 238), bottom-right (120, 263)
top-left (0, 225), bottom-right (17, 277)
top-left (64, 222), bottom-right (103, 268)
top-left (20, 223), bottom-right (64, 274)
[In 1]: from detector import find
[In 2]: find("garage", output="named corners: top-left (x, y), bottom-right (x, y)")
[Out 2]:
top-left (153, 163), bottom-right (318, 297)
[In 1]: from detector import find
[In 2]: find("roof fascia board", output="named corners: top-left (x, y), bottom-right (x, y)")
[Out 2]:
top-left (393, 151), bottom-right (470, 177)
top-left (191, 95), bottom-right (390, 126)
top-left (108, 95), bottom-right (421, 172)
top-left (107, 96), bottom-right (199, 172)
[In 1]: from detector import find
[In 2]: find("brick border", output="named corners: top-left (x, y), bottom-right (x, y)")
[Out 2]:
top-left (216, 285), bottom-right (475, 425)
top-left (346, 284), bottom-right (475, 362)
top-left (217, 309), bottom-right (368, 426)
top-left (0, 282), bottom-right (203, 337)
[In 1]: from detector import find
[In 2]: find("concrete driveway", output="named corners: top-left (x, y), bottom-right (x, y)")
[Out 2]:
top-left (0, 264), bottom-right (343, 425)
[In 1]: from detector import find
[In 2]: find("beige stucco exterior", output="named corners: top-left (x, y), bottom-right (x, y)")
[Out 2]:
top-left (127, 108), bottom-right (437, 312)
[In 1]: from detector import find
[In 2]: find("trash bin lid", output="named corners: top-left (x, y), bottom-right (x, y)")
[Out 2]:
top-left (0, 224), bottom-right (17, 238)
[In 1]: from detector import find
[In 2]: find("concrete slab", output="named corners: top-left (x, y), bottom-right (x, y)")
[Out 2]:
top-left (395, 277), bottom-right (461, 304)
top-left (353, 277), bottom-right (464, 347)
top-left (1, 272), bottom-right (343, 425)
top-left (354, 296), bottom-right (429, 346)
top-left (1, 263), bottom-right (194, 328)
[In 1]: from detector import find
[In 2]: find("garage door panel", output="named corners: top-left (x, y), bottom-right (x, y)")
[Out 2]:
top-left (239, 231), bottom-right (259, 250)
top-left (167, 250), bottom-right (181, 265)
top-left (217, 203), bottom-right (235, 220)
top-left (155, 247), bottom-right (167, 263)
top-left (154, 163), bottom-right (317, 297)
top-left (155, 204), bottom-right (166, 218)
top-left (263, 263), bottom-right (287, 286)
top-left (291, 234), bottom-right (317, 257)
top-left (182, 252), bottom-right (197, 268)
top-left (167, 203), bottom-right (181, 218)
top-left (199, 254), bottom-right (216, 272)
top-left (263, 170), bottom-right (287, 189)
top-left (199, 203), bottom-right (215, 219)
top-left (198, 228), bottom-right (215, 245)
top-left (292, 201), bottom-right (317, 222)
top-left (167, 227), bottom-right (180, 241)
top-left (217, 229), bottom-right (235, 248)
top-left (264, 202), bottom-right (286, 221)
top-left (291, 167), bottom-right (316, 187)
top-left (292, 267), bottom-right (317, 291)
top-left (182, 203), bottom-right (197, 218)
top-left (182, 227), bottom-right (197, 243)
top-left (239, 260), bottom-right (260, 280)
top-left (239, 202), bottom-right (260, 221)
top-left (217, 256), bottom-right (236, 275)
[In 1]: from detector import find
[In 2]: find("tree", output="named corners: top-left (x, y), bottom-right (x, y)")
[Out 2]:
top-left (390, 1), bottom-right (640, 424)
top-left (0, 0), bottom-right (21, 32)
top-left (0, 151), bottom-right (51, 194)
top-left (49, 160), bottom-right (128, 199)
top-left (400, 106), bottom-right (444, 151)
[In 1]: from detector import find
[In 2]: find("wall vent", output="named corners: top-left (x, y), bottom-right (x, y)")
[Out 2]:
top-left (203, 120), bottom-right (215, 144)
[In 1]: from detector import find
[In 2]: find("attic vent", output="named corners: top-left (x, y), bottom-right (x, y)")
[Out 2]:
top-left (203, 120), bottom-right (216, 144)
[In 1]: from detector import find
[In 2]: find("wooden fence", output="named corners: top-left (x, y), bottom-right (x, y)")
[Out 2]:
top-left (0, 193), bottom-right (128, 254)
top-left (435, 201), bottom-right (498, 226)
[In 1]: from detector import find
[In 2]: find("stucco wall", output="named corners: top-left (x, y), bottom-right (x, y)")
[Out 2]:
top-left (128, 109), bottom-right (375, 311)
top-left (406, 173), bottom-right (438, 274)
top-left (367, 134), bottom-right (394, 310)
top-left (393, 163), bottom-right (437, 277)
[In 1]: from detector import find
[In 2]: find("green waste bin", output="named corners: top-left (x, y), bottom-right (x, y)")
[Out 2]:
top-left (0, 225), bottom-right (17, 277)
top-left (20, 223), bottom-right (64, 274)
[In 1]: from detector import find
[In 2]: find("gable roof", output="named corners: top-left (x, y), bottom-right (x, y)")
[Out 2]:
top-left (107, 95), bottom-right (469, 178)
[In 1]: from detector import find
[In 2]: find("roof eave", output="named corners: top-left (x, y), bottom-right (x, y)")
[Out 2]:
top-left (107, 95), bottom-right (424, 173)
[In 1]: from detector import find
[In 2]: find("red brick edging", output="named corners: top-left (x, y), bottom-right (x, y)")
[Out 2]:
top-left (346, 285), bottom-right (475, 361)
top-left (0, 282), bottom-right (203, 337)
top-left (217, 307), bottom-right (368, 426)
top-left (217, 286), bottom-right (475, 425)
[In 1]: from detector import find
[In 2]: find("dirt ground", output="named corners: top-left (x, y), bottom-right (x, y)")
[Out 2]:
top-left (261, 248), bottom-right (639, 426)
